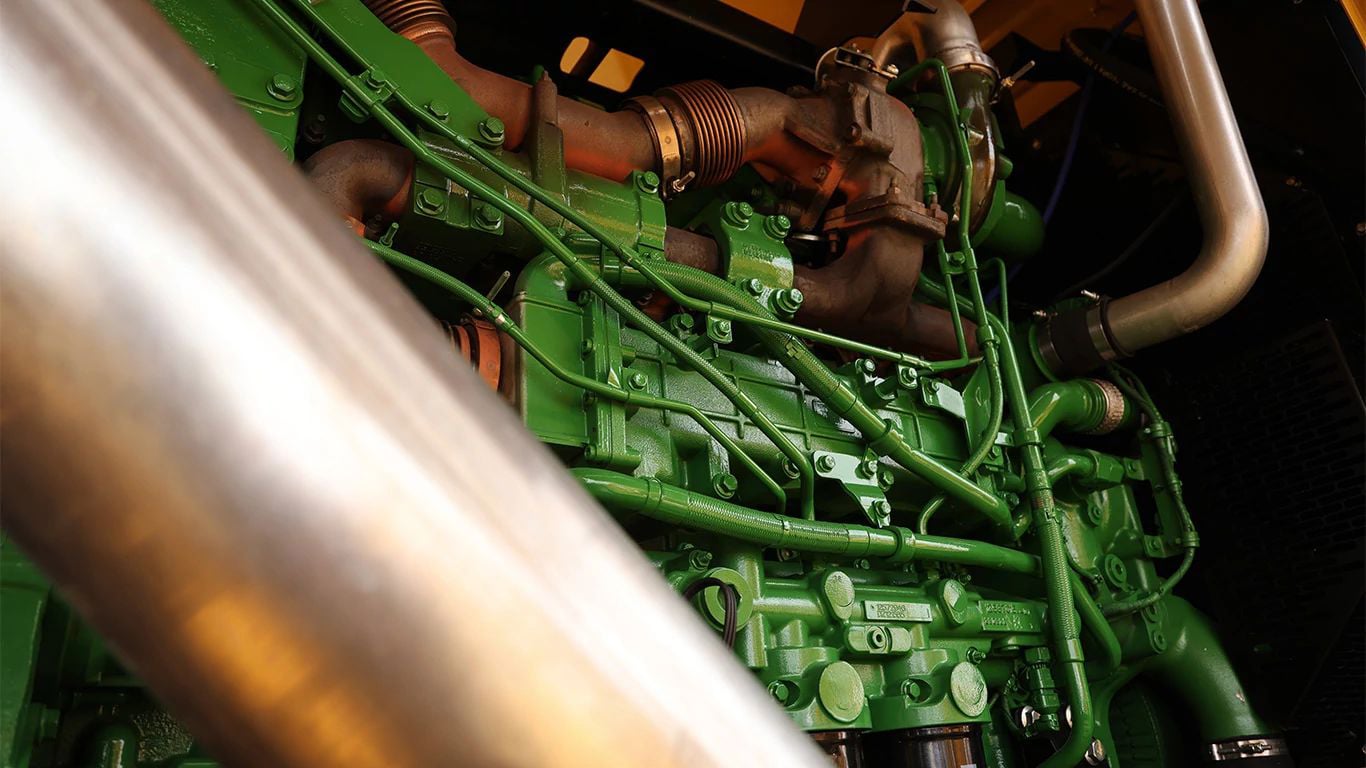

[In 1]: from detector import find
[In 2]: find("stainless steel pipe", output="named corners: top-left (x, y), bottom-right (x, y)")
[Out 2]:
top-left (0, 1), bottom-right (822, 766)
top-left (1041, 0), bottom-right (1269, 372)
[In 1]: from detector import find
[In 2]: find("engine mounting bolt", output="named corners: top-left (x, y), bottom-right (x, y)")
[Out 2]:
top-left (426, 99), bottom-right (450, 121)
top-left (712, 473), bottom-right (738, 498)
top-left (872, 499), bottom-right (891, 518)
top-left (267, 73), bottom-right (297, 101)
top-left (627, 371), bottom-right (648, 390)
top-left (580, 339), bottom-right (595, 354)
top-left (743, 278), bottom-right (764, 296)
top-left (900, 679), bottom-right (922, 698)
top-left (878, 468), bottom-right (894, 490)
top-left (780, 458), bottom-right (801, 479)
top-left (763, 214), bottom-right (792, 240)
top-left (416, 188), bottom-right (446, 215)
top-left (688, 549), bottom-right (713, 569)
top-left (714, 319), bottom-right (732, 336)
top-left (859, 358), bottom-right (877, 375)
top-left (815, 454), bottom-right (836, 473)
top-left (636, 171), bottom-right (661, 195)
top-left (947, 251), bottom-right (966, 267)
top-left (722, 201), bottom-right (754, 227)
top-left (858, 458), bottom-right (878, 478)
top-left (771, 287), bottom-right (804, 316)
top-left (477, 116), bottom-right (506, 146)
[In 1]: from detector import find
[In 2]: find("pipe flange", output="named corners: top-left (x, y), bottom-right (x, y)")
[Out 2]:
top-left (626, 95), bottom-right (681, 194)
top-left (1083, 379), bottom-right (1127, 435)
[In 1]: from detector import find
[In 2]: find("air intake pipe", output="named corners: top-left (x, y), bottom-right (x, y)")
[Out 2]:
top-left (1038, 0), bottom-right (1268, 374)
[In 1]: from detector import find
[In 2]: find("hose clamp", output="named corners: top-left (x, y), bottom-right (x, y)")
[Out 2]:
top-left (1208, 737), bottom-right (1289, 761)
top-left (626, 95), bottom-right (681, 194)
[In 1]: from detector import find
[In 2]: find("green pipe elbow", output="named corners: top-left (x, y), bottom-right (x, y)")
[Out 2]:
top-left (1144, 597), bottom-right (1270, 742)
top-left (1029, 380), bottom-right (1134, 440)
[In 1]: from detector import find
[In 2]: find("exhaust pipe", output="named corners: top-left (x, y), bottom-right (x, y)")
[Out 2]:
top-left (0, 1), bottom-right (824, 766)
top-left (1039, 0), bottom-right (1269, 374)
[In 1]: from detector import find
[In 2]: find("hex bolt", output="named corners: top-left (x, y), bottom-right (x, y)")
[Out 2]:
top-left (1085, 739), bottom-right (1107, 766)
top-left (815, 454), bottom-right (836, 473)
top-left (872, 499), bottom-right (891, 519)
top-left (780, 458), bottom-right (801, 479)
top-left (364, 70), bottom-right (388, 89)
top-left (722, 201), bottom-right (754, 227)
top-left (688, 549), bottom-right (713, 570)
top-left (859, 358), bottom-right (877, 375)
top-left (627, 371), bottom-right (648, 390)
top-left (477, 116), bottom-right (506, 146)
top-left (416, 188), bottom-right (446, 216)
top-left (867, 627), bottom-right (887, 649)
top-left (711, 473), bottom-right (738, 499)
top-left (878, 468), bottom-right (894, 491)
top-left (475, 203), bottom-right (503, 229)
top-left (900, 679), bottom-right (922, 698)
top-left (763, 214), bottom-right (792, 240)
top-left (636, 171), bottom-right (661, 195)
top-left (771, 287), bottom-right (804, 316)
top-left (713, 319), bottom-right (732, 336)
top-left (857, 458), bottom-right (878, 478)
top-left (426, 99), bottom-right (450, 121)
top-left (267, 73), bottom-right (297, 101)
top-left (947, 251), bottom-right (966, 267)
top-left (897, 366), bottom-right (918, 389)
top-left (743, 278), bottom-right (764, 296)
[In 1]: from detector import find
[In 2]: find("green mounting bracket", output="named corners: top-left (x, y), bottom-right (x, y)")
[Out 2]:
top-left (813, 451), bottom-right (892, 527)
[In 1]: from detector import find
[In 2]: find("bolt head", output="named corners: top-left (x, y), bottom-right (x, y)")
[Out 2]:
top-left (426, 99), bottom-right (450, 120)
top-left (637, 171), bottom-right (661, 195)
top-left (417, 188), bottom-right (446, 215)
top-left (268, 73), bottom-right (297, 101)
top-left (714, 319), bottom-right (732, 335)
top-left (743, 278), bottom-right (764, 296)
top-left (815, 455), bottom-right (836, 473)
top-left (712, 473), bottom-right (738, 498)
top-left (477, 117), bottom-right (506, 145)
top-left (722, 201), bottom-right (754, 227)
top-left (763, 214), bottom-right (792, 240)
top-left (627, 371), bottom-right (648, 390)
top-left (475, 203), bottom-right (503, 228)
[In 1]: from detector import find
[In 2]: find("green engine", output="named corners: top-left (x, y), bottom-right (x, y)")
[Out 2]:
top-left (0, 0), bottom-right (1296, 766)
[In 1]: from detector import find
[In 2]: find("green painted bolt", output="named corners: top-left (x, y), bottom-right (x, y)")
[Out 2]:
top-left (426, 99), bottom-right (450, 121)
top-left (688, 549), bottom-right (713, 570)
top-left (712, 473), bottom-right (738, 499)
top-left (713, 319), bottom-right (732, 336)
top-left (780, 458), bottom-right (801, 479)
top-left (627, 371), bottom-right (648, 390)
top-left (763, 214), bottom-right (792, 240)
top-left (948, 251), bottom-right (966, 267)
top-left (267, 73), bottom-right (297, 101)
top-left (475, 203), bottom-right (503, 229)
top-left (859, 458), bottom-right (879, 478)
top-left (771, 287), bottom-right (804, 316)
top-left (815, 454), bottom-right (836, 473)
top-left (580, 339), bottom-right (595, 354)
top-left (416, 188), bottom-right (446, 215)
top-left (364, 70), bottom-right (388, 88)
top-left (1103, 554), bottom-right (1129, 588)
top-left (722, 201), bottom-right (754, 227)
top-left (897, 366), bottom-right (919, 389)
top-left (900, 679), bottom-right (922, 699)
top-left (859, 358), bottom-right (878, 375)
top-left (477, 116), bottom-right (506, 145)
top-left (872, 499), bottom-right (891, 519)
top-left (636, 171), bottom-right (661, 195)
top-left (743, 278), bottom-right (764, 296)
top-left (768, 680), bottom-right (798, 706)
top-left (878, 468), bottom-right (894, 491)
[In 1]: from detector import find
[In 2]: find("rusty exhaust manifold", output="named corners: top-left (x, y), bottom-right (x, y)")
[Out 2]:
top-left (356, 0), bottom-right (972, 357)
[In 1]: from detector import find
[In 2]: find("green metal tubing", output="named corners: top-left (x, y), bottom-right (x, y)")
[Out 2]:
top-left (364, 239), bottom-right (790, 512)
top-left (253, 0), bottom-right (820, 519)
top-left (1029, 380), bottom-right (1131, 439)
top-left (916, 355), bottom-right (1003, 534)
top-left (991, 314), bottom-right (1095, 768)
top-left (626, 259), bottom-right (1013, 529)
top-left (1145, 597), bottom-right (1269, 742)
top-left (1070, 571), bottom-right (1122, 679)
top-left (575, 469), bottom-right (1038, 575)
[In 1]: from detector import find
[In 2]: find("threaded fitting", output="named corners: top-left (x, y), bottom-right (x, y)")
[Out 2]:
top-left (656, 80), bottom-right (746, 188)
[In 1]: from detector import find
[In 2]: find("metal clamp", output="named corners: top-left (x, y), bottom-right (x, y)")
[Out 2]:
top-left (626, 95), bottom-right (681, 194)
top-left (1208, 737), bottom-right (1290, 761)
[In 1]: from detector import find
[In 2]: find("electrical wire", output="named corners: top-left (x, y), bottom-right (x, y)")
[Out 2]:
top-left (680, 577), bottom-right (739, 647)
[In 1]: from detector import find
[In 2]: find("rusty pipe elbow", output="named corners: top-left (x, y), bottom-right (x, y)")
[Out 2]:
top-left (302, 139), bottom-right (414, 236)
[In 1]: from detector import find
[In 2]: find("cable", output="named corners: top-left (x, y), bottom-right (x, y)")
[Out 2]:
top-left (680, 577), bottom-right (739, 647)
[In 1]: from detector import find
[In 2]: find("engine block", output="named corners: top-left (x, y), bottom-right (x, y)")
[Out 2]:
top-left (0, 0), bottom-right (1297, 766)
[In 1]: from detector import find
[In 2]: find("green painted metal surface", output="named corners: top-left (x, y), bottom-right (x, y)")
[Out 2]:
top-left (0, 1), bottom-right (1277, 766)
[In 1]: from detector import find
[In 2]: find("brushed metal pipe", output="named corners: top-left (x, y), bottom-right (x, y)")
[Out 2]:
top-left (1041, 0), bottom-right (1268, 372)
top-left (1103, 0), bottom-right (1269, 353)
top-left (0, 2), bottom-right (823, 767)
top-left (870, 0), bottom-right (997, 76)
